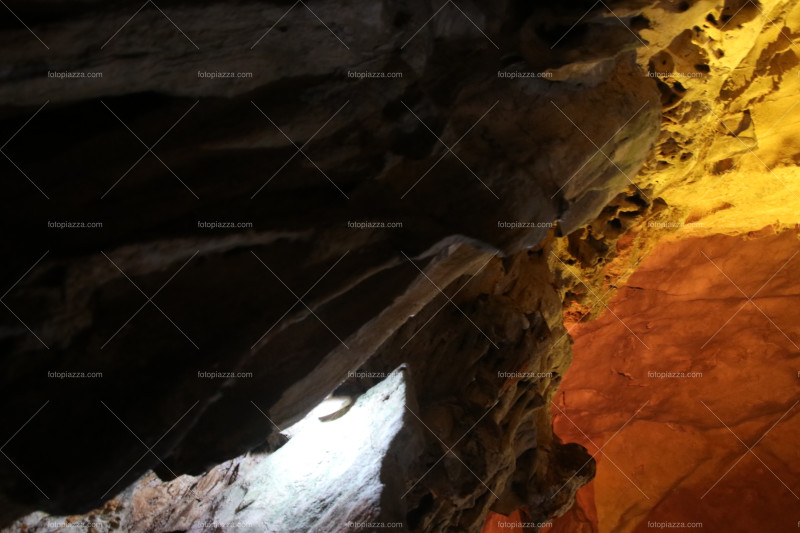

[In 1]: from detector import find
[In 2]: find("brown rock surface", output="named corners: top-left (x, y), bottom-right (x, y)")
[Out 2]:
top-left (0, 1), bottom-right (663, 530)
top-left (4, 0), bottom-right (800, 530)
top-left (552, 228), bottom-right (800, 532)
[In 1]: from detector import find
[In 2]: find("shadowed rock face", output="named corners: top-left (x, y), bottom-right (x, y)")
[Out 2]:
top-left (0, 0), bottom-right (662, 530)
top-left (9, 367), bottom-right (426, 533)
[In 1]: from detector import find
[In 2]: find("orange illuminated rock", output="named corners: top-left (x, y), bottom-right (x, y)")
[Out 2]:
top-left (482, 510), bottom-right (523, 533)
top-left (552, 228), bottom-right (800, 533)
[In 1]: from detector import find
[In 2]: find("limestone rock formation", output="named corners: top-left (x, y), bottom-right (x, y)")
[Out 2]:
top-left (635, 0), bottom-right (800, 235)
top-left (8, 367), bottom-right (424, 533)
top-left (8, 0), bottom-right (799, 531)
top-left (549, 0), bottom-right (800, 348)
top-left (0, 1), bottom-right (661, 531)
top-left (552, 229), bottom-right (800, 532)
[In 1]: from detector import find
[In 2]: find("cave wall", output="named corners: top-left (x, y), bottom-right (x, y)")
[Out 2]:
top-left (7, 0), bottom-right (798, 530)
top-left (636, 0), bottom-right (800, 234)
top-left (0, 1), bottom-right (665, 531)
top-left (550, 0), bottom-right (800, 318)
top-left (541, 1), bottom-right (800, 529)
top-left (553, 228), bottom-right (800, 532)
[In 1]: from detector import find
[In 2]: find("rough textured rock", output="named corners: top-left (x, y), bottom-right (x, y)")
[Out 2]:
top-left (523, 0), bottom-right (800, 529)
top-left (4, 0), bottom-right (800, 529)
top-left (548, 0), bottom-right (800, 323)
top-left (551, 228), bottom-right (800, 532)
top-left (0, 0), bottom-right (663, 530)
top-left (635, 0), bottom-right (800, 234)
top-left (6, 366), bottom-right (423, 533)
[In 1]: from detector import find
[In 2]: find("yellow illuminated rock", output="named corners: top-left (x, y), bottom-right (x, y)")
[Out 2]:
top-left (636, 0), bottom-right (800, 237)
